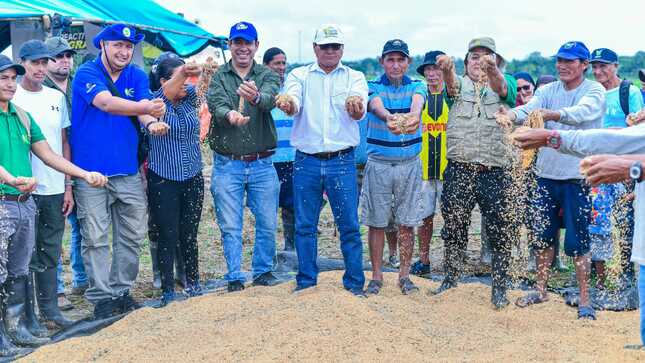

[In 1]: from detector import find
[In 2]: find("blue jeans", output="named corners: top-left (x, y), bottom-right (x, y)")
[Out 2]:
top-left (638, 265), bottom-right (645, 345)
top-left (68, 210), bottom-right (88, 288)
top-left (211, 153), bottom-right (279, 282)
top-left (293, 150), bottom-right (364, 290)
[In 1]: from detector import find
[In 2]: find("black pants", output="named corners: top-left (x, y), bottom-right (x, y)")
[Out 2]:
top-left (30, 194), bottom-right (65, 272)
top-left (440, 161), bottom-right (516, 287)
top-left (147, 171), bottom-right (204, 293)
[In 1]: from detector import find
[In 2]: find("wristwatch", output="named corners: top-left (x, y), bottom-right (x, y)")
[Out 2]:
top-left (546, 130), bottom-right (561, 149)
top-left (629, 161), bottom-right (643, 182)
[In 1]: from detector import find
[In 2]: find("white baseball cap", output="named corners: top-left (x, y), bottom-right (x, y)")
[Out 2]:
top-left (313, 24), bottom-right (344, 45)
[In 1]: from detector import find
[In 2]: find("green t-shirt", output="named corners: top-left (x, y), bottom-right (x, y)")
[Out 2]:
top-left (0, 102), bottom-right (46, 195)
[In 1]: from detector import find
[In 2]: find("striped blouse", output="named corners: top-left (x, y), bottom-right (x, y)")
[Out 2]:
top-left (148, 85), bottom-right (202, 182)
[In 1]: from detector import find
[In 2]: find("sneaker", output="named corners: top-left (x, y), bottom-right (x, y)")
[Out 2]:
top-left (410, 261), bottom-right (431, 276)
top-left (347, 287), bottom-right (367, 298)
top-left (57, 293), bottom-right (74, 311)
top-left (70, 284), bottom-right (89, 296)
top-left (227, 280), bottom-right (245, 292)
top-left (158, 291), bottom-right (177, 308)
top-left (119, 291), bottom-right (141, 313)
top-left (93, 298), bottom-right (119, 320)
top-left (252, 272), bottom-right (280, 287)
top-left (386, 255), bottom-right (400, 269)
top-left (185, 282), bottom-right (204, 297)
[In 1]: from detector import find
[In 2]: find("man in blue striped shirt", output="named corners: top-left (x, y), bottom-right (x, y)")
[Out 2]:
top-left (264, 47), bottom-right (296, 251)
top-left (361, 39), bottom-right (427, 295)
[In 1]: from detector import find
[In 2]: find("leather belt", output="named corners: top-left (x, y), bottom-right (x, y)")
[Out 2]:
top-left (223, 150), bottom-right (275, 162)
top-left (0, 193), bottom-right (31, 202)
top-left (305, 147), bottom-right (353, 160)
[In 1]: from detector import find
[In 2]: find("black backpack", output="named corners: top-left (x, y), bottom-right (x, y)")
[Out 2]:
top-left (619, 79), bottom-right (631, 116)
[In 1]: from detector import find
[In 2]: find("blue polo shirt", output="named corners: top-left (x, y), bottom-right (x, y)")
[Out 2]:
top-left (71, 56), bottom-right (151, 176)
top-left (366, 74), bottom-right (426, 160)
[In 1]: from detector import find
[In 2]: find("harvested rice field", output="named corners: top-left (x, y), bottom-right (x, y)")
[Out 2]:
top-left (21, 271), bottom-right (641, 363)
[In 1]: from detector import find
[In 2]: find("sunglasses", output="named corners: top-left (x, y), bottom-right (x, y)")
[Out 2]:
top-left (517, 85), bottom-right (532, 92)
top-left (55, 53), bottom-right (74, 60)
top-left (318, 44), bottom-right (342, 51)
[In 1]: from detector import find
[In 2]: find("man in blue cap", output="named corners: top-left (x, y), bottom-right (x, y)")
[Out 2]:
top-left (71, 23), bottom-right (170, 319)
top-left (499, 41), bottom-right (606, 320)
top-left (207, 21), bottom-right (281, 292)
top-left (589, 47), bottom-right (643, 290)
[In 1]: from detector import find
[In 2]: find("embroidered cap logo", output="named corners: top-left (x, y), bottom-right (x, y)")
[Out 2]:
top-left (236, 23), bottom-right (248, 30)
top-left (563, 42), bottom-right (576, 49)
top-left (122, 27), bottom-right (131, 38)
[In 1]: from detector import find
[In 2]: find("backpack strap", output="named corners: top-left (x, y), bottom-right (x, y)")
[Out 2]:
top-left (619, 79), bottom-right (631, 116)
top-left (12, 104), bottom-right (31, 141)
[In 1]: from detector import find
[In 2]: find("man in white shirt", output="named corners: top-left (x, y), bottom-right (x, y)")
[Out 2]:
top-left (13, 39), bottom-right (74, 330)
top-left (279, 24), bottom-right (368, 296)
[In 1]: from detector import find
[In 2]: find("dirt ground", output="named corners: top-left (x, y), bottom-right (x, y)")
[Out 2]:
top-left (22, 271), bottom-right (642, 363)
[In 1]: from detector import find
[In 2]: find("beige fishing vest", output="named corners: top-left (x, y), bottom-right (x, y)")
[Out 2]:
top-left (446, 76), bottom-right (514, 168)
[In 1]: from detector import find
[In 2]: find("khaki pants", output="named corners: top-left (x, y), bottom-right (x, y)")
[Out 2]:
top-left (74, 174), bottom-right (147, 304)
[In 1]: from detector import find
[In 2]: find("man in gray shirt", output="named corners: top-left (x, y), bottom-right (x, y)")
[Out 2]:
top-left (513, 110), bottom-right (645, 344)
top-left (499, 41), bottom-right (606, 320)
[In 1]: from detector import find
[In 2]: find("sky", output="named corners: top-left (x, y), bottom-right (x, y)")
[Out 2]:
top-left (157, 0), bottom-right (643, 63)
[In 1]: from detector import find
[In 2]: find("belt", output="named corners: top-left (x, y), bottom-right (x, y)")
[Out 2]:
top-left (223, 150), bottom-right (274, 162)
top-left (305, 147), bottom-right (353, 160)
top-left (0, 193), bottom-right (31, 202)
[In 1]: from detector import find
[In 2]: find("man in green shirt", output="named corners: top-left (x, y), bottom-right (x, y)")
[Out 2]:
top-left (206, 22), bottom-right (281, 292)
top-left (0, 55), bottom-right (107, 355)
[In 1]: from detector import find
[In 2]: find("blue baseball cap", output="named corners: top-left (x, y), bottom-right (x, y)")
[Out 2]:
top-left (554, 41), bottom-right (590, 61)
top-left (0, 54), bottom-right (25, 75)
top-left (590, 48), bottom-right (618, 64)
top-left (229, 21), bottom-right (258, 42)
top-left (93, 24), bottom-right (145, 49)
top-left (18, 39), bottom-right (55, 61)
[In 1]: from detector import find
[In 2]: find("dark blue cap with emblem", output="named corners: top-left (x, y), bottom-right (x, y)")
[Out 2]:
top-left (229, 21), bottom-right (258, 42)
top-left (93, 24), bottom-right (145, 49)
top-left (554, 41), bottom-right (590, 61)
top-left (382, 39), bottom-right (410, 57)
top-left (590, 48), bottom-right (618, 64)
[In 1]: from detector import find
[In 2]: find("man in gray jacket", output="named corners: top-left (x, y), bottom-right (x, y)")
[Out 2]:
top-left (498, 41), bottom-right (606, 320)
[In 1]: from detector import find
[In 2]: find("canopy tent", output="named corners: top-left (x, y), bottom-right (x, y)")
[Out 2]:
top-left (0, 0), bottom-right (227, 57)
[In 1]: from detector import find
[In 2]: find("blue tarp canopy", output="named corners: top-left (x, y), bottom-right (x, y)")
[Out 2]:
top-left (0, 0), bottom-right (227, 56)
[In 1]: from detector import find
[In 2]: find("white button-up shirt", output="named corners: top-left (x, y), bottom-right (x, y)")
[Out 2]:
top-left (284, 62), bottom-right (368, 154)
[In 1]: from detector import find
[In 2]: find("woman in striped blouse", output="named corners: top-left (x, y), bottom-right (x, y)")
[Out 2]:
top-left (148, 54), bottom-right (205, 306)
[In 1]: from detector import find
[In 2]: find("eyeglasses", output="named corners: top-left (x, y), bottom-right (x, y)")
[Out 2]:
top-left (517, 85), bottom-right (532, 92)
top-left (318, 44), bottom-right (342, 51)
top-left (55, 52), bottom-right (74, 60)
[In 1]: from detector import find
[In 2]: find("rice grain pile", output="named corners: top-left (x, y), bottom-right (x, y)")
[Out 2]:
top-left (21, 271), bottom-right (641, 363)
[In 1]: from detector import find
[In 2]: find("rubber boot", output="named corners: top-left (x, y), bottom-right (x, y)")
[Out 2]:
top-left (3, 276), bottom-right (49, 347)
top-left (24, 273), bottom-right (48, 338)
top-left (491, 251), bottom-right (510, 310)
top-left (282, 208), bottom-right (295, 251)
top-left (0, 293), bottom-right (32, 357)
top-left (35, 269), bottom-right (74, 329)
top-left (479, 217), bottom-right (492, 266)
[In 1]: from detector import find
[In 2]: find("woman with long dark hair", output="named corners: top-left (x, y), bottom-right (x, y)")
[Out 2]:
top-left (148, 53), bottom-right (205, 306)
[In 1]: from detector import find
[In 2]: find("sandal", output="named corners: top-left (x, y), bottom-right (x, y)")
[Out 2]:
top-left (515, 292), bottom-right (549, 308)
top-left (366, 280), bottom-right (383, 295)
top-left (578, 305), bottom-right (596, 320)
top-left (399, 277), bottom-right (419, 295)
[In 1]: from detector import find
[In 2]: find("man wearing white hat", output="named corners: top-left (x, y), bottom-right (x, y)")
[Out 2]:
top-left (278, 24), bottom-right (368, 296)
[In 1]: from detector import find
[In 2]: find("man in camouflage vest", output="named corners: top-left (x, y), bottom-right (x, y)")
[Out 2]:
top-left (432, 37), bottom-right (518, 309)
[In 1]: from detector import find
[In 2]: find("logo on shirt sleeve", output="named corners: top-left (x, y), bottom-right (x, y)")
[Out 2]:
top-left (124, 88), bottom-right (134, 97)
top-left (86, 83), bottom-right (96, 93)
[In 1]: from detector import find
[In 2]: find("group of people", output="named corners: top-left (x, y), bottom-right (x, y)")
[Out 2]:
top-left (2, 19), bottom-right (645, 357)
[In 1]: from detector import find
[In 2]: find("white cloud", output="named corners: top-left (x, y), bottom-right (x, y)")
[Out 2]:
top-left (157, 0), bottom-right (644, 62)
